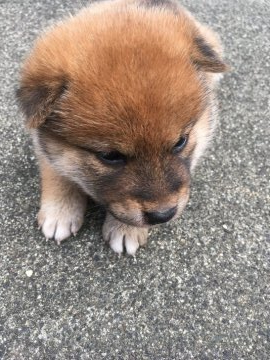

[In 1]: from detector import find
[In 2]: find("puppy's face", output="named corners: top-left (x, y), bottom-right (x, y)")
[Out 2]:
top-left (36, 60), bottom-right (206, 227)
top-left (18, 7), bottom-right (227, 227)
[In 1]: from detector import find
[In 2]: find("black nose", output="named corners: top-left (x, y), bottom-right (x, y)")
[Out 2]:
top-left (144, 206), bottom-right (177, 225)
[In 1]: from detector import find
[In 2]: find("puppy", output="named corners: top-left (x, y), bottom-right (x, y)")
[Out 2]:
top-left (17, 0), bottom-right (228, 255)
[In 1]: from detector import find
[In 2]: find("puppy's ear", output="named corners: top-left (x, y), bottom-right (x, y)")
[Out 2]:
top-left (191, 36), bottom-right (228, 73)
top-left (16, 75), bottom-right (68, 128)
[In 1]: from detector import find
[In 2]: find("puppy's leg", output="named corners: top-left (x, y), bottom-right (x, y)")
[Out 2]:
top-left (37, 158), bottom-right (87, 244)
top-left (102, 213), bottom-right (148, 256)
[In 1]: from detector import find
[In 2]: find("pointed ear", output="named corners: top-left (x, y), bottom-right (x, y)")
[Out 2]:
top-left (16, 75), bottom-right (68, 129)
top-left (191, 36), bottom-right (229, 73)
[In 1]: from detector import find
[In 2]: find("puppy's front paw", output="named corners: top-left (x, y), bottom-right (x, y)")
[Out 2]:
top-left (38, 200), bottom-right (86, 245)
top-left (102, 213), bottom-right (148, 256)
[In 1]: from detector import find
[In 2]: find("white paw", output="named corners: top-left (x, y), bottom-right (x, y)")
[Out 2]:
top-left (38, 201), bottom-right (86, 245)
top-left (102, 213), bottom-right (148, 256)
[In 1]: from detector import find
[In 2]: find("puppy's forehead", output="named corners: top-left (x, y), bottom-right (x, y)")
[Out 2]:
top-left (61, 60), bottom-right (204, 152)
top-left (57, 11), bottom-right (206, 152)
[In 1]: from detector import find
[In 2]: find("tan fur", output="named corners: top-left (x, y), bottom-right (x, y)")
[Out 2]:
top-left (18, 0), bottom-right (228, 255)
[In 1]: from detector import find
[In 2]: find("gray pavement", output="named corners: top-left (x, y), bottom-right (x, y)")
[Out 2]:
top-left (0, 0), bottom-right (269, 359)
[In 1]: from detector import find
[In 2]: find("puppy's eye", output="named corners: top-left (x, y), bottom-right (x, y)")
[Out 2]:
top-left (172, 135), bottom-right (188, 154)
top-left (97, 151), bottom-right (126, 165)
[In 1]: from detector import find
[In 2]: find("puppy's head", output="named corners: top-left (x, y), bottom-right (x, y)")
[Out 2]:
top-left (17, 6), bottom-right (227, 227)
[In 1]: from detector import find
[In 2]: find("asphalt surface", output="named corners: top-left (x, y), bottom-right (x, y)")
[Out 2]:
top-left (0, 0), bottom-right (269, 359)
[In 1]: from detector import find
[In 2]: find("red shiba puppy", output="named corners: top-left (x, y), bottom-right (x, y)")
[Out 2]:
top-left (17, 0), bottom-right (228, 255)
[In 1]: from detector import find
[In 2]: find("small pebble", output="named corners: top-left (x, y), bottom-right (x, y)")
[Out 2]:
top-left (26, 269), bottom-right (33, 277)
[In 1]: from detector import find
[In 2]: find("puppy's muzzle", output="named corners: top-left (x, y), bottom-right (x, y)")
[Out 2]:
top-left (144, 206), bottom-right (177, 225)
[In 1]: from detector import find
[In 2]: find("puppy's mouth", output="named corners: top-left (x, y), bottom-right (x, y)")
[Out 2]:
top-left (107, 192), bottom-right (190, 228)
top-left (107, 209), bottom-right (148, 228)
top-left (108, 208), bottom-right (177, 228)
top-left (108, 203), bottom-right (187, 228)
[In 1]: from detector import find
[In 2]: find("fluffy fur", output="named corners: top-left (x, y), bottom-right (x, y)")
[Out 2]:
top-left (17, 0), bottom-right (228, 255)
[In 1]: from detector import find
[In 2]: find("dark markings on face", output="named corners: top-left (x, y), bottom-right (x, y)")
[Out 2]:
top-left (37, 122), bottom-right (193, 210)
top-left (92, 168), bottom-right (128, 203)
top-left (165, 168), bottom-right (182, 193)
top-left (130, 188), bottom-right (158, 202)
top-left (128, 155), bottom-right (190, 202)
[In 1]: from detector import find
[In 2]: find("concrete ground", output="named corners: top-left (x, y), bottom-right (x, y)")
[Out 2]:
top-left (0, 0), bottom-right (269, 359)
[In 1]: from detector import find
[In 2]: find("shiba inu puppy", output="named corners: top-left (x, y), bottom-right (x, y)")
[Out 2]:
top-left (17, 0), bottom-right (228, 255)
